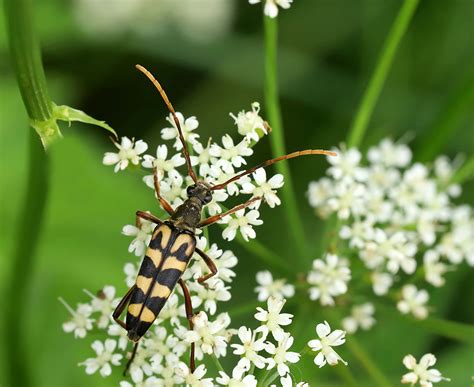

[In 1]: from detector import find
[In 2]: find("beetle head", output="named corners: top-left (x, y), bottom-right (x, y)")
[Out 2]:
top-left (186, 182), bottom-right (212, 205)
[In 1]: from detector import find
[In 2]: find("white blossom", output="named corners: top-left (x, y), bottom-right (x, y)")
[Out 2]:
top-left (84, 286), bottom-right (118, 329)
top-left (142, 144), bottom-right (185, 179)
top-left (265, 333), bottom-right (300, 376)
top-left (307, 253), bottom-right (351, 306)
top-left (255, 271), bottom-right (295, 302)
top-left (215, 368), bottom-right (257, 386)
top-left (103, 136), bottom-right (148, 172)
top-left (122, 216), bottom-right (156, 257)
top-left (80, 339), bottom-right (122, 377)
top-left (210, 135), bottom-right (253, 173)
top-left (254, 296), bottom-right (293, 340)
top-left (161, 112), bottom-right (199, 150)
top-left (241, 168), bottom-right (284, 208)
top-left (342, 303), bottom-right (376, 334)
top-left (175, 363), bottom-right (213, 387)
top-left (308, 321), bottom-right (347, 367)
top-left (231, 326), bottom-right (267, 370)
top-left (60, 299), bottom-right (94, 338)
top-left (221, 208), bottom-right (263, 242)
top-left (183, 312), bottom-right (230, 359)
top-left (397, 285), bottom-right (429, 320)
top-left (229, 102), bottom-right (267, 143)
top-left (249, 0), bottom-right (293, 18)
top-left (190, 279), bottom-right (232, 315)
top-left (371, 272), bottom-right (393, 296)
top-left (402, 353), bottom-right (450, 386)
top-left (368, 138), bottom-right (412, 168)
top-left (424, 250), bottom-right (449, 287)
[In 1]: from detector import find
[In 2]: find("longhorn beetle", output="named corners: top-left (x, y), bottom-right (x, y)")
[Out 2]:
top-left (112, 64), bottom-right (336, 374)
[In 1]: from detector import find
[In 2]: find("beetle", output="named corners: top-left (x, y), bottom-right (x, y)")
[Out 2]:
top-left (112, 64), bottom-right (336, 374)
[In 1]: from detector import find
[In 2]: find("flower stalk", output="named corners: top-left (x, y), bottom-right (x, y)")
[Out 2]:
top-left (263, 15), bottom-right (309, 268)
top-left (347, 0), bottom-right (420, 148)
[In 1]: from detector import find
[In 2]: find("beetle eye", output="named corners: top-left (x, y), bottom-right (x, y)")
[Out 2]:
top-left (186, 185), bottom-right (196, 197)
top-left (204, 192), bottom-right (212, 204)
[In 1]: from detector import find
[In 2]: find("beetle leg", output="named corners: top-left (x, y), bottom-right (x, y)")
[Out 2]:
top-left (136, 210), bottom-right (162, 226)
top-left (123, 342), bottom-right (140, 376)
top-left (195, 248), bottom-right (218, 284)
top-left (178, 279), bottom-right (196, 372)
top-left (112, 285), bottom-right (136, 329)
top-left (198, 196), bottom-right (262, 228)
top-left (153, 167), bottom-right (175, 216)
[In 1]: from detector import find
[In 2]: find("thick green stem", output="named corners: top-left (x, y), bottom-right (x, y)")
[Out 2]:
top-left (263, 16), bottom-right (309, 269)
top-left (5, 132), bottom-right (49, 387)
top-left (211, 353), bottom-right (225, 374)
top-left (451, 156), bottom-right (474, 185)
top-left (347, 0), bottom-right (420, 147)
top-left (417, 69), bottom-right (474, 162)
top-left (346, 337), bottom-right (393, 387)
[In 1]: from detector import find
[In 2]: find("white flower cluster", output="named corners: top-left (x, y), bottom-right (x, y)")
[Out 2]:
top-left (103, 103), bottom-right (284, 243)
top-left (249, 0), bottom-right (293, 18)
top-left (307, 139), bottom-right (473, 321)
top-left (401, 353), bottom-right (450, 386)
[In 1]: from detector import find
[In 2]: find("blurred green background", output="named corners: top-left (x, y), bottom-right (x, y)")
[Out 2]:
top-left (1, 0), bottom-right (473, 386)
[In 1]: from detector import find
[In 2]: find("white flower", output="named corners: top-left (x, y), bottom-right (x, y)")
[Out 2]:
top-left (124, 262), bottom-right (139, 287)
top-left (368, 138), bottom-right (412, 168)
top-left (190, 278), bottom-right (231, 315)
top-left (307, 178), bottom-right (334, 215)
top-left (175, 363), bottom-right (213, 387)
top-left (80, 339), bottom-right (122, 377)
top-left (161, 112), bottom-right (199, 150)
top-left (397, 285), bottom-right (429, 320)
top-left (160, 169), bottom-right (187, 207)
top-left (371, 272), bottom-right (393, 296)
top-left (142, 144), bottom-right (185, 181)
top-left (221, 208), bottom-right (263, 242)
top-left (107, 323), bottom-right (129, 351)
top-left (265, 333), bottom-right (300, 376)
top-left (191, 140), bottom-right (214, 178)
top-left (122, 216), bottom-right (156, 257)
top-left (120, 372), bottom-right (160, 387)
top-left (127, 347), bottom-right (155, 382)
top-left (210, 135), bottom-right (253, 173)
top-left (216, 368), bottom-right (258, 386)
top-left (327, 147), bottom-right (367, 182)
top-left (85, 286), bottom-right (118, 329)
top-left (143, 326), bottom-right (181, 366)
top-left (402, 353), bottom-right (450, 386)
top-left (255, 271), bottom-right (295, 302)
top-left (183, 312), bottom-right (229, 359)
top-left (327, 180), bottom-right (366, 219)
top-left (60, 299), bottom-right (94, 338)
top-left (241, 168), bottom-right (284, 208)
top-left (307, 253), bottom-right (351, 306)
top-left (339, 219), bottom-right (375, 249)
top-left (229, 102), bottom-right (267, 143)
top-left (308, 321), bottom-right (347, 368)
top-left (231, 326), bottom-right (267, 370)
top-left (342, 303), bottom-right (376, 334)
top-left (254, 296), bottom-right (293, 340)
top-left (424, 250), bottom-right (449, 287)
top-left (249, 0), bottom-right (293, 18)
top-left (103, 136), bottom-right (148, 172)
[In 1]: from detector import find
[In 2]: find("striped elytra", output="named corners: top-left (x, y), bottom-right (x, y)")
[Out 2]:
top-left (126, 222), bottom-right (196, 341)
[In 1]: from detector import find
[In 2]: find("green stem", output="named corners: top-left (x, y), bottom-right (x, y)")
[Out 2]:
top-left (451, 156), bottom-right (474, 185)
top-left (259, 370), bottom-right (279, 387)
top-left (417, 69), bottom-right (474, 162)
top-left (263, 15), bottom-right (309, 269)
top-left (211, 353), bottom-right (225, 374)
top-left (347, 0), bottom-right (420, 147)
top-left (378, 303), bottom-right (474, 343)
top-left (334, 365), bottom-right (359, 387)
top-left (346, 337), bottom-right (393, 387)
top-left (4, 0), bottom-right (59, 146)
top-left (5, 132), bottom-right (49, 387)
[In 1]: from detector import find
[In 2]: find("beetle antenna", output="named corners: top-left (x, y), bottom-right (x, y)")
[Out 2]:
top-left (210, 149), bottom-right (337, 190)
top-left (135, 64), bottom-right (198, 183)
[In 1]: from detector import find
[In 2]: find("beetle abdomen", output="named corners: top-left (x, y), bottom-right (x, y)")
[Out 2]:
top-left (126, 222), bottom-right (196, 341)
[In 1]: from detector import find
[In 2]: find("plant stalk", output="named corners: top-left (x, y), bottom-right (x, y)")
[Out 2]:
top-left (5, 132), bottom-right (49, 387)
top-left (263, 15), bottom-right (309, 269)
top-left (347, 0), bottom-right (420, 147)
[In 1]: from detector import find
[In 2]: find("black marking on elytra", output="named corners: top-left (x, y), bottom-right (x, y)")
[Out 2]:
top-left (149, 227), bottom-right (165, 250)
top-left (173, 242), bottom-right (193, 262)
top-left (156, 268), bottom-right (184, 289)
top-left (140, 256), bottom-right (157, 277)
